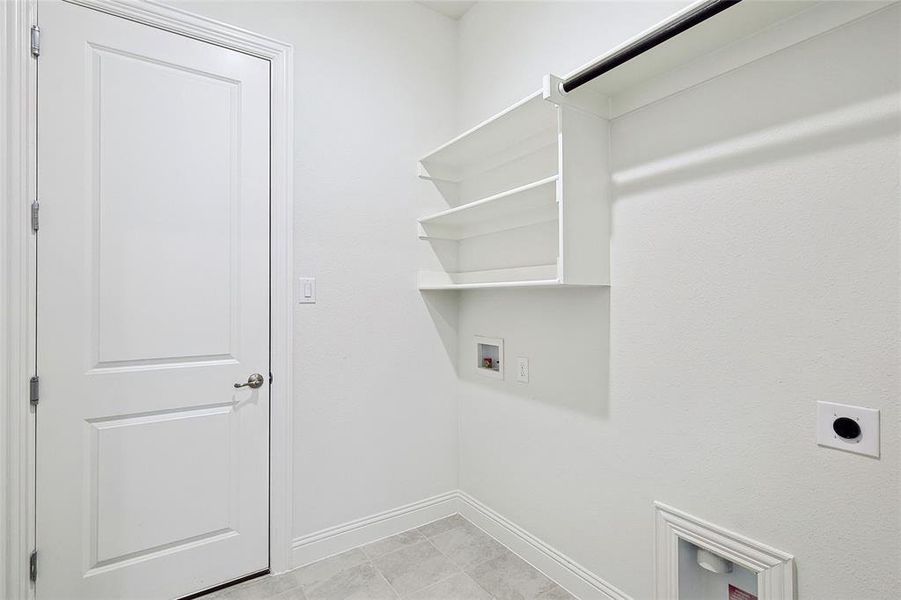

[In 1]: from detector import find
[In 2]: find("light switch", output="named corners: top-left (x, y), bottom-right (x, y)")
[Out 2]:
top-left (297, 277), bottom-right (316, 304)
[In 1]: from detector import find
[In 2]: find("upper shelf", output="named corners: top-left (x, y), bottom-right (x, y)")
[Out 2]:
top-left (570, 1), bottom-right (815, 97)
top-left (415, 0), bottom-right (889, 292)
top-left (418, 92), bottom-right (558, 181)
top-left (418, 176), bottom-right (558, 241)
top-left (555, 0), bottom-right (890, 118)
top-left (416, 92), bottom-right (610, 291)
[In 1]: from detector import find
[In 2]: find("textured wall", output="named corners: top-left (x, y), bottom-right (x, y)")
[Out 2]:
top-left (157, 3), bottom-right (901, 597)
top-left (171, 0), bottom-right (461, 540)
top-left (456, 2), bottom-right (900, 599)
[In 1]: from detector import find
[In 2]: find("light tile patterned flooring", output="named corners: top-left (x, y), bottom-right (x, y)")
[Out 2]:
top-left (206, 514), bottom-right (576, 600)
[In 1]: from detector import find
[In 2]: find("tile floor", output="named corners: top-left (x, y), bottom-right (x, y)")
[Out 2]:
top-left (206, 514), bottom-right (576, 600)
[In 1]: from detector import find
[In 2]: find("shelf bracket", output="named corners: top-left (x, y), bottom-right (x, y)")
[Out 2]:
top-left (417, 161), bottom-right (461, 184)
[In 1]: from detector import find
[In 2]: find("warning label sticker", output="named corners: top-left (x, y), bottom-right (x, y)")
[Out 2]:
top-left (728, 585), bottom-right (758, 600)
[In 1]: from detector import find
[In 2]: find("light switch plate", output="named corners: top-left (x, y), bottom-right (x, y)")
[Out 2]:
top-left (296, 277), bottom-right (316, 304)
top-left (817, 401), bottom-right (880, 458)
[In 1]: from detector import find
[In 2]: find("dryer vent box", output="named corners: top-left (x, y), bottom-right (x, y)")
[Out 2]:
top-left (678, 540), bottom-right (758, 600)
top-left (475, 336), bottom-right (503, 379)
top-left (816, 401), bottom-right (880, 458)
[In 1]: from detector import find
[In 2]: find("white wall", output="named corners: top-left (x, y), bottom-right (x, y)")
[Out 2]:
top-left (457, 1), bottom-right (688, 127)
top-left (170, 0), bottom-right (461, 541)
top-left (155, 3), bottom-right (900, 597)
top-left (456, 2), bottom-right (900, 599)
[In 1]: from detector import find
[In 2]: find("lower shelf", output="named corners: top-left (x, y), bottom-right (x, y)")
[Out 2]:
top-left (418, 265), bottom-right (606, 290)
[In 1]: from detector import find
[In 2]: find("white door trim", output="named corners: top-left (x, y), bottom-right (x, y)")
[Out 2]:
top-left (2, 1), bottom-right (39, 597)
top-left (1, 1), bottom-right (294, 596)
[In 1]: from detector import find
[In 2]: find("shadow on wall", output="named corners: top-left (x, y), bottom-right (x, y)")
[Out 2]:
top-left (451, 287), bottom-right (611, 419)
top-left (421, 289), bottom-right (461, 375)
top-left (613, 93), bottom-right (900, 196)
top-left (612, 11), bottom-right (901, 194)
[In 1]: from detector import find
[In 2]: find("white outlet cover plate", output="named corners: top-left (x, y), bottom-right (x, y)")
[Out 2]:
top-left (816, 401), bottom-right (880, 458)
top-left (516, 357), bottom-right (529, 383)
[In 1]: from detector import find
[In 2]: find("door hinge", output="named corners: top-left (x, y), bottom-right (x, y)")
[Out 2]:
top-left (269, 372), bottom-right (273, 385)
top-left (29, 550), bottom-right (37, 582)
top-left (29, 376), bottom-right (39, 406)
top-left (30, 25), bottom-right (40, 58)
top-left (31, 200), bottom-right (39, 232)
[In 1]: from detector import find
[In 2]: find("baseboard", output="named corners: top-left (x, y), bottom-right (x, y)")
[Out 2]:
top-left (289, 491), bottom-right (460, 568)
top-left (457, 492), bottom-right (630, 600)
top-left (289, 490), bottom-right (628, 600)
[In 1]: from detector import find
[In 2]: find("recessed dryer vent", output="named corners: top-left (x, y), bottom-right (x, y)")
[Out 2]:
top-left (655, 502), bottom-right (794, 600)
top-left (679, 539), bottom-right (758, 600)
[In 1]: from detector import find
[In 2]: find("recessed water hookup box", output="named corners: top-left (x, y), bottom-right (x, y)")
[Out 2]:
top-left (475, 336), bottom-right (503, 379)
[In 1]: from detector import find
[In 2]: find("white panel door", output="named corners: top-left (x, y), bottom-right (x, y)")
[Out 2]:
top-left (36, 2), bottom-right (271, 598)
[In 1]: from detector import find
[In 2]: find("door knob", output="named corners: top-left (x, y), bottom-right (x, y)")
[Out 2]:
top-left (234, 373), bottom-right (265, 389)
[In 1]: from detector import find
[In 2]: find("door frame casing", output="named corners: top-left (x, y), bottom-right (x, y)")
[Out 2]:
top-left (1, 1), bottom-right (295, 596)
top-left (1, 1), bottom-right (39, 597)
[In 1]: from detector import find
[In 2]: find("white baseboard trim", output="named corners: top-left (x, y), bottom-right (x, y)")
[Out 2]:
top-left (289, 490), bottom-right (628, 600)
top-left (289, 491), bottom-right (460, 569)
top-left (457, 492), bottom-right (630, 600)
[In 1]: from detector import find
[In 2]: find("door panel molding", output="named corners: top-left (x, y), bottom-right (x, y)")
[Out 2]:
top-left (1, 1), bottom-right (294, 596)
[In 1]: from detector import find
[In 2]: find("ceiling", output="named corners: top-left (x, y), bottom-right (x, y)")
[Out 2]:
top-left (418, 1), bottom-right (477, 20)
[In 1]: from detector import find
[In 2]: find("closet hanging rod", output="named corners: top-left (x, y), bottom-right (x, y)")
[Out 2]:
top-left (560, 0), bottom-right (743, 94)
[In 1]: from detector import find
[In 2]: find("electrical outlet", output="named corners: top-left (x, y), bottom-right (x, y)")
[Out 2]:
top-left (516, 357), bottom-right (529, 383)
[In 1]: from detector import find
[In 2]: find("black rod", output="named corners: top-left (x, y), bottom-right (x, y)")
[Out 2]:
top-left (561, 0), bottom-right (743, 93)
